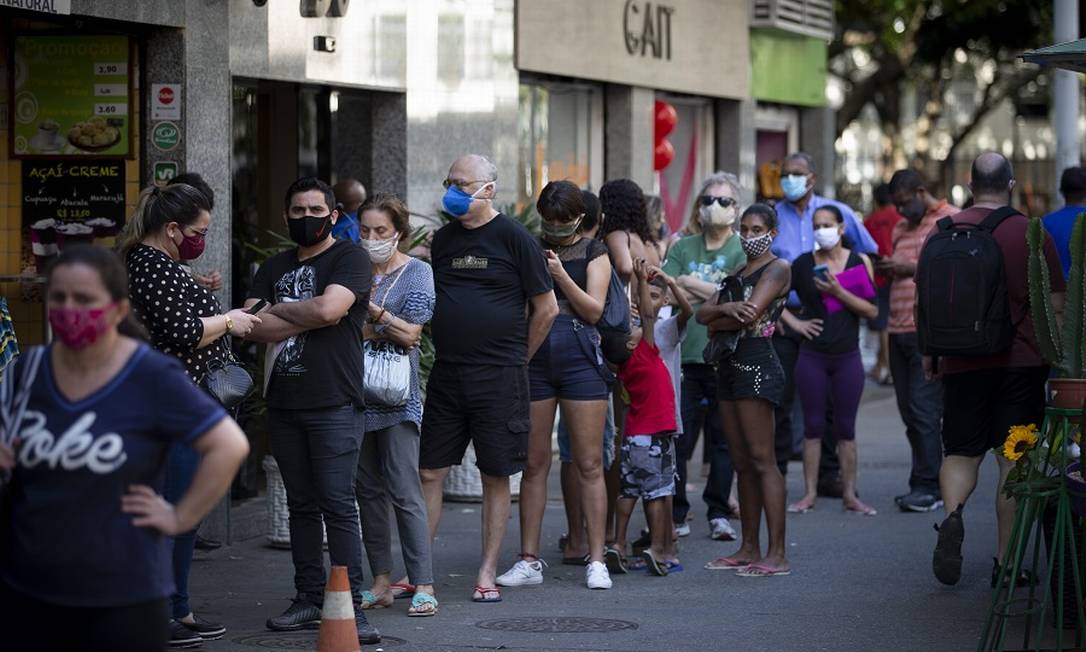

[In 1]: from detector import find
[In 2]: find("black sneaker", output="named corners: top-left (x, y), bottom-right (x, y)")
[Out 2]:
top-left (168, 620), bottom-right (203, 648)
top-left (178, 615), bottom-right (226, 641)
top-left (900, 492), bottom-right (944, 513)
top-left (266, 597), bottom-right (322, 631)
top-left (194, 535), bottom-right (222, 551)
top-left (932, 505), bottom-right (965, 586)
top-left (354, 608), bottom-right (381, 645)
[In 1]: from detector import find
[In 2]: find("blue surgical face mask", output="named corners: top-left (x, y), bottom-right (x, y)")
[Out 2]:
top-left (780, 174), bottom-right (810, 202)
top-left (442, 182), bottom-right (493, 218)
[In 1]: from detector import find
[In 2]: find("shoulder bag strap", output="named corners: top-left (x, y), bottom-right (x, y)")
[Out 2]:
top-left (377, 259), bottom-right (411, 309)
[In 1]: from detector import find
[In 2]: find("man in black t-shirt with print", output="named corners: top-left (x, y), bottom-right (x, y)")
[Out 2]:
top-left (244, 177), bottom-right (379, 644)
top-left (420, 154), bottom-right (558, 603)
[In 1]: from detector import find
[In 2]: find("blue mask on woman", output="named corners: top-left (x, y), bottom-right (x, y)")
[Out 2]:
top-left (442, 182), bottom-right (492, 218)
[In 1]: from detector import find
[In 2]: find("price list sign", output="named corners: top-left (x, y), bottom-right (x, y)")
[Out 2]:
top-left (22, 159), bottom-right (126, 270)
top-left (11, 35), bottom-right (131, 158)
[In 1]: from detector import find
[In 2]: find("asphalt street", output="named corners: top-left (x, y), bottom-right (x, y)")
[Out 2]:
top-left (187, 381), bottom-right (1008, 652)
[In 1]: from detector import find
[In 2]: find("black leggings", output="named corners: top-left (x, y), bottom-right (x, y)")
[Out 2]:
top-left (0, 581), bottom-right (169, 651)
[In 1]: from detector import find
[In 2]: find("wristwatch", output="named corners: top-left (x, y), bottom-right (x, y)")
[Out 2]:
top-left (224, 314), bottom-right (234, 334)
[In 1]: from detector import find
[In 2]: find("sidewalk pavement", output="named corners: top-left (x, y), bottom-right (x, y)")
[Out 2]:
top-left (189, 383), bottom-right (1000, 651)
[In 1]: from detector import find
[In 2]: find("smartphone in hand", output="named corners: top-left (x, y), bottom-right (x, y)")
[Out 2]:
top-left (813, 264), bottom-right (830, 282)
top-left (247, 299), bottom-right (268, 315)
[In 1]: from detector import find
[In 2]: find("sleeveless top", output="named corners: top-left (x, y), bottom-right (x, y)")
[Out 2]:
top-left (726, 260), bottom-right (787, 340)
top-left (540, 237), bottom-right (610, 316)
top-left (792, 250), bottom-right (868, 354)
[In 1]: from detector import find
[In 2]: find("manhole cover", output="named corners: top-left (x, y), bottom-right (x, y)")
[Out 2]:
top-left (476, 617), bottom-right (638, 633)
top-left (233, 632), bottom-right (406, 649)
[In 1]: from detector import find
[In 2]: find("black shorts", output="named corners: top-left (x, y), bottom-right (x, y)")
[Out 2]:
top-left (716, 338), bottom-right (786, 406)
top-left (941, 366), bottom-right (1048, 458)
top-left (420, 362), bottom-right (530, 477)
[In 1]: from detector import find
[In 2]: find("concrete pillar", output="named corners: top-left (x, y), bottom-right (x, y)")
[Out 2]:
top-left (715, 98), bottom-right (757, 205)
top-left (369, 92), bottom-right (408, 199)
top-left (799, 105), bottom-right (836, 198)
top-left (604, 84), bottom-right (655, 189)
top-left (184, 0), bottom-right (233, 543)
top-left (1054, 0), bottom-right (1080, 202)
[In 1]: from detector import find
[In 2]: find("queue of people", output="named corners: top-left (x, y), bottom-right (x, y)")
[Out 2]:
top-left (2, 146), bottom-right (1069, 650)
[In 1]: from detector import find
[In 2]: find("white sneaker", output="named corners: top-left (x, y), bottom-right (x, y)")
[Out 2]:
top-left (496, 558), bottom-right (545, 587)
top-left (585, 561), bottom-right (612, 590)
top-left (674, 522), bottom-right (691, 537)
top-left (710, 517), bottom-right (737, 541)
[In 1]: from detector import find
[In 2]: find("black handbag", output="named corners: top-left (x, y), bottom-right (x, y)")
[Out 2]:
top-left (201, 341), bottom-right (254, 409)
top-left (702, 276), bottom-right (744, 364)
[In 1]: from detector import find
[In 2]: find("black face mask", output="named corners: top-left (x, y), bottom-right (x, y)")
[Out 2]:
top-left (899, 196), bottom-right (925, 223)
top-left (288, 214), bottom-right (333, 247)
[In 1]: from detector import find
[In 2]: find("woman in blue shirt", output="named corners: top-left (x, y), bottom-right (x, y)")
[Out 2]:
top-left (0, 245), bottom-right (249, 652)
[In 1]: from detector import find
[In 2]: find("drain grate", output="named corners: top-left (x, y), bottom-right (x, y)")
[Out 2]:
top-left (475, 617), bottom-right (638, 633)
top-left (233, 632), bottom-right (406, 649)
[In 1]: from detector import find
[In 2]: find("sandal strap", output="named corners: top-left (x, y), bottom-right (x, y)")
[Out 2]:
top-left (411, 592), bottom-right (439, 608)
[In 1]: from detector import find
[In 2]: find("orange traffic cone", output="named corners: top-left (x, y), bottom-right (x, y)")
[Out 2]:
top-left (316, 565), bottom-right (360, 652)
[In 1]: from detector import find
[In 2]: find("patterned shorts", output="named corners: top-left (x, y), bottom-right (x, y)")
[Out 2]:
top-left (619, 435), bottom-right (676, 501)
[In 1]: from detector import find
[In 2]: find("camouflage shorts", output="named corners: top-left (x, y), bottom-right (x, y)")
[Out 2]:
top-left (619, 435), bottom-right (676, 501)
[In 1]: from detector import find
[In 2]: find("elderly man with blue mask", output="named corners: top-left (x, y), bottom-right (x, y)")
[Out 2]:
top-left (770, 152), bottom-right (877, 497)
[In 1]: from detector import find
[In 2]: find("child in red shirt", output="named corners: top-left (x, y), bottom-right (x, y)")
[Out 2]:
top-left (614, 259), bottom-right (679, 576)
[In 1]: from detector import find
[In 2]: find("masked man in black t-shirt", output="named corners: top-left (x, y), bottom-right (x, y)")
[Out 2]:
top-left (243, 177), bottom-right (380, 644)
top-left (420, 155), bottom-right (558, 603)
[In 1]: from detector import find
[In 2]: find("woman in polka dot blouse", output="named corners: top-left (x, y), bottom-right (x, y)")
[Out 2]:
top-left (118, 181), bottom-right (261, 645)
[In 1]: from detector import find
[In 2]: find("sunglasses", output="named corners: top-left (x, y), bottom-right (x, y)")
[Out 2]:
top-left (698, 196), bottom-right (737, 209)
top-left (442, 178), bottom-right (490, 190)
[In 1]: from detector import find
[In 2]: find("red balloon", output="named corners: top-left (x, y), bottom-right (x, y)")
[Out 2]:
top-left (654, 100), bottom-right (678, 140)
top-left (654, 138), bottom-right (675, 171)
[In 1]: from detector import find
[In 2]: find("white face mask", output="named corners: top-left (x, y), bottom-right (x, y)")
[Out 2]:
top-left (361, 234), bottom-right (399, 264)
top-left (813, 226), bottom-right (841, 250)
top-left (700, 202), bottom-right (737, 228)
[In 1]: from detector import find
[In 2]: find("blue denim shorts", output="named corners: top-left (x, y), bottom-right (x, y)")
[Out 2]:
top-left (529, 315), bottom-right (610, 402)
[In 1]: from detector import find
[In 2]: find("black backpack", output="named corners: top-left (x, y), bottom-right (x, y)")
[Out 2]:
top-left (916, 206), bottom-right (1018, 357)
top-left (598, 268), bottom-right (632, 365)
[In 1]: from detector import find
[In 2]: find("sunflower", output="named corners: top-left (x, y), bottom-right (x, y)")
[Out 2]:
top-left (1002, 424), bottom-right (1039, 461)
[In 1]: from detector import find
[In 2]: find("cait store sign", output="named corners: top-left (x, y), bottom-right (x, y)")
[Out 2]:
top-left (0, 17), bottom-right (142, 345)
top-left (515, 0), bottom-right (750, 232)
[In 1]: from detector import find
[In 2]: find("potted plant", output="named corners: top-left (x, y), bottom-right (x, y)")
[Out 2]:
top-left (1027, 213), bottom-right (1086, 409)
top-left (1028, 213), bottom-right (1086, 519)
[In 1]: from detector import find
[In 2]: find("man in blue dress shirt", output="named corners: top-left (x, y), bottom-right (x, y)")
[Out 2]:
top-left (770, 152), bottom-right (877, 495)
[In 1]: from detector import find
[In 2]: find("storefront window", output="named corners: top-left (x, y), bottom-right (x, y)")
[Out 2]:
top-left (656, 95), bottom-right (714, 235)
top-left (517, 81), bottom-right (603, 207)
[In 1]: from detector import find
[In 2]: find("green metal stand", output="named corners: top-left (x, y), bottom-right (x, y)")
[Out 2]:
top-left (979, 407), bottom-right (1085, 651)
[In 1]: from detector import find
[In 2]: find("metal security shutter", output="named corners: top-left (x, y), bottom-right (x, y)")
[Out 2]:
top-left (751, 0), bottom-right (834, 41)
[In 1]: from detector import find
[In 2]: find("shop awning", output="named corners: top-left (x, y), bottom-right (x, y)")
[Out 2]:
top-left (1022, 38), bottom-right (1086, 73)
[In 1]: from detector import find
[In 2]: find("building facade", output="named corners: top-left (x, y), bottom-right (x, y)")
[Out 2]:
top-left (0, 0), bottom-right (834, 537)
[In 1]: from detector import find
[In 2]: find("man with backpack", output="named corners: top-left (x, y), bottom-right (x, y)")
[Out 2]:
top-left (918, 152), bottom-right (1065, 587)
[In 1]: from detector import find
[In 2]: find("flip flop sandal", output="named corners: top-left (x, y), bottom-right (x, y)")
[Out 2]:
top-left (358, 590), bottom-right (393, 609)
top-left (389, 583), bottom-right (415, 599)
top-left (561, 554), bottom-right (590, 566)
top-left (407, 592), bottom-right (439, 617)
top-left (704, 556), bottom-right (752, 571)
top-left (844, 503), bottom-right (878, 516)
top-left (626, 557), bottom-right (647, 571)
top-left (642, 550), bottom-right (668, 577)
top-left (787, 502), bottom-right (815, 514)
top-left (472, 585), bottom-right (502, 603)
top-left (605, 547), bottom-right (628, 574)
top-left (663, 560), bottom-right (684, 573)
top-left (737, 563), bottom-right (791, 577)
